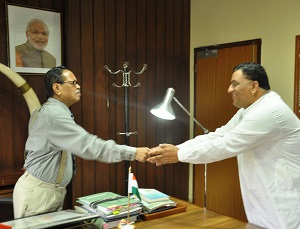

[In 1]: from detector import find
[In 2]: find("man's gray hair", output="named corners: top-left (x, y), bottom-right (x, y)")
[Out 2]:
top-left (26, 18), bottom-right (49, 34)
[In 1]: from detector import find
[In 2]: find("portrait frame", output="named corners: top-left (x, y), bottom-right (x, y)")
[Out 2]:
top-left (6, 3), bottom-right (62, 74)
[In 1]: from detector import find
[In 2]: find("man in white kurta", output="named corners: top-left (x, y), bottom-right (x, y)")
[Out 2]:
top-left (148, 63), bottom-right (300, 229)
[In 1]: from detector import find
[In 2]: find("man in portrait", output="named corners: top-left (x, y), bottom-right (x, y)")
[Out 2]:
top-left (15, 18), bottom-right (56, 68)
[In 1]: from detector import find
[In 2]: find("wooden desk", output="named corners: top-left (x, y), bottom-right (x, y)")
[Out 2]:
top-left (136, 198), bottom-right (261, 229)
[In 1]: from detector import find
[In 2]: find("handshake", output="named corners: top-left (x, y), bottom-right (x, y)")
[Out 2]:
top-left (135, 144), bottom-right (179, 166)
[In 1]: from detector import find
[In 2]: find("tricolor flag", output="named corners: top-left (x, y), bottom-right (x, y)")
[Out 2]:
top-left (128, 171), bottom-right (141, 200)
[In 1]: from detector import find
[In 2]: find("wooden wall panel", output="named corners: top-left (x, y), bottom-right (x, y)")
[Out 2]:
top-left (80, 0), bottom-right (96, 197)
top-left (135, 0), bottom-right (148, 188)
top-left (93, 0), bottom-right (110, 196)
top-left (0, 0), bottom-right (190, 209)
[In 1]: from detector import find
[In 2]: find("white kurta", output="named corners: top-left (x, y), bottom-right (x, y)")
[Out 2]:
top-left (177, 91), bottom-right (300, 229)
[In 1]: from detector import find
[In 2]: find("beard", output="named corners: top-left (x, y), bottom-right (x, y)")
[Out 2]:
top-left (28, 38), bottom-right (47, 51)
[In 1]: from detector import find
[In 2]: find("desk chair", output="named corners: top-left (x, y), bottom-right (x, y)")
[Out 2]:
top-left (0, 195), bottom-right (14, 222)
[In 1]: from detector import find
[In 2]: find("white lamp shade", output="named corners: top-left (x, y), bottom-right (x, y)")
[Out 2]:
top-left (150, 88), bottom-right (176, 120)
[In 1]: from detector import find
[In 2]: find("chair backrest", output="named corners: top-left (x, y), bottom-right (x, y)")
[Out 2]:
top-left (0, 196), bottom-right (14, 222)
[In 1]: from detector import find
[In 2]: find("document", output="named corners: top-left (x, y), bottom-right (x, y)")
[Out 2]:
top-left (0, 210), bottom-right (98, 229)
top-left (139, 188), bottom-right (170, 203)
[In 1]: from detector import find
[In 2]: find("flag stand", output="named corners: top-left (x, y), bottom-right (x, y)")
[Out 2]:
top-left (127, 166), bottom-right (131, 222)
top-left (117, 166), bottom-right (136, 229)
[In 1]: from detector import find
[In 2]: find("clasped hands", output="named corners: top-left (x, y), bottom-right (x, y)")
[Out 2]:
top-left (135, 144), bottom-right (179, 166)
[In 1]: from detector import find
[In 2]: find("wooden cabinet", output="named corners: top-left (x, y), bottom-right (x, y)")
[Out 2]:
top-left (0, 168), bottom-right (23, 190)
top-left (0, 167), bottom-right (24, 192)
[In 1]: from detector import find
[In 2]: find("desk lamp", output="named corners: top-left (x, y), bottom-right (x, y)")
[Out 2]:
top-left (150, 87), bottom-right (209, 134)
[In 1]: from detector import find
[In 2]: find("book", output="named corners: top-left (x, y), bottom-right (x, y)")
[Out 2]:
top-left (79, 204), bottom-right (142, 221)
top-left (141, 204), bottom-right (187, 221)
top-left (93, 196), bottom-right (140, 216)
top-left (141, 199), bottom-right (177, 214)
top-left (75, 205), bottom-right (139, 229)
top-left (76, 192), bottom-right (142, 221)
top-left (138, 188), bottom-right (170, 203)
top-left (77, 192), bottom-right (123, 208)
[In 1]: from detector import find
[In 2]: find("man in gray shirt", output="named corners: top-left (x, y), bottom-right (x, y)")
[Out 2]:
top-left (13, 66), bottom-right (149, 218)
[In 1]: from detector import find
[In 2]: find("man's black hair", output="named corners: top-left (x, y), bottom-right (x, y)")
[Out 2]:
top-left (233, 62), bottom-right (271, 90)
top-left (44, 66), bottom-right (67, 98)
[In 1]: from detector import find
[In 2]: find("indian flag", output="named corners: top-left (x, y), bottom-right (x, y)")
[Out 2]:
top-left (128, 172), bottom-right (141, 200)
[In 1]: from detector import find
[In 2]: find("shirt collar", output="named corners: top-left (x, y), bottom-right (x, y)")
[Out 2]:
top-left (48, 97), bottom-right (72, 116)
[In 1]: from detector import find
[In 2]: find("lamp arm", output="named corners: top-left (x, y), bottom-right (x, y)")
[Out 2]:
top-left (173, 97), bottom-right (209, 134)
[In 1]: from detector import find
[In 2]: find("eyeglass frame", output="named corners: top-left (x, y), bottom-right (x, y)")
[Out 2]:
top-left (58, 80), bottom-right (79, 86)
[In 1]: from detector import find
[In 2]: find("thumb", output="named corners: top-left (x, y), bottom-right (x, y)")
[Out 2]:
top-left (159, 143), bottom-right (172, 148)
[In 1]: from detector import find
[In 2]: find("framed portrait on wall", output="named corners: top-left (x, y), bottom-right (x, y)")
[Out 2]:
top-left (6, 3), bottom-right (62, 74)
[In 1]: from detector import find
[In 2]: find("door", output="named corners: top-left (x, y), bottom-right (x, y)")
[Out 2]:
top-left (193, 39), bottom-right (261, 221)
top-left (294, 35), bottom-right (300, 119)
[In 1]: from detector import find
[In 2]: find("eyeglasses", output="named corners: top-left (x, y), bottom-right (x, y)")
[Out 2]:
top-left (60, 80), bottom-right (79, 86)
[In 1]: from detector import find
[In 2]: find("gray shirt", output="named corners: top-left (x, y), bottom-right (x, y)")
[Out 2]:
top-left (24, 97), bottom-right (136, 187)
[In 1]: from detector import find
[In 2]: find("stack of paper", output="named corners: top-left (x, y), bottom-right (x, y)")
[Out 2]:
top-left (0, 210), bottom-right (99, 229)
top-left (76, 192), bottom-right (142, 228)
top-left (138, 188), bottom-right (177, 214)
